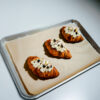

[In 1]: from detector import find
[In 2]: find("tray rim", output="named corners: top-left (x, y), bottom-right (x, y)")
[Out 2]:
top-left (0, 19), bottom-right (100, 99)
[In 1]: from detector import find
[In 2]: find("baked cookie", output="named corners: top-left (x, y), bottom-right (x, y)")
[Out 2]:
top-left (60, 24), bottom-right (84, 43)
top-left (26, 56), bottom-right (59, 79)
top-left (44, 38), bottom-right (72, 59)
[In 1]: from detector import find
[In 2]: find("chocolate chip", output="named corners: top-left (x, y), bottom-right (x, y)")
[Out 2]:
top-left (58, 44), bottom-right (60, 46)
top-left (74, 29), bottom-right (77, 32)
top-left (43, 65), bottom-right (46, 68)
top-left (61, 44), bottom-right (63, 48)
top-left (37, 59), bottom-right (40, 63)
top-left (53, 39), bottom-right (56, 42)
top-left (76, 32), bottom-right (78, 35)
top-left (46, 66), bottom-right (49, 69)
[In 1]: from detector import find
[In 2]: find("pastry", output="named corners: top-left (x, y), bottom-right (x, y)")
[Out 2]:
top-left (60, 24), bottom-right (84, 43)
top-left (26, 56), bottom-right (59, 79)
top-left (44, 38), bottom-right (72, 59)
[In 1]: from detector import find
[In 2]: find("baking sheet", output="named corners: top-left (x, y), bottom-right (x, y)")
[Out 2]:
top-left (5, 23), bottom-right (100, 95)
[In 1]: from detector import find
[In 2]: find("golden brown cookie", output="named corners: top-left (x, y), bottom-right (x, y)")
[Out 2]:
top-left (44, 39), bottom-right (72, 59)
top-left (26, 56), bottom-right (59, 79)
top-left (60, 24), bottom-right (84, 43)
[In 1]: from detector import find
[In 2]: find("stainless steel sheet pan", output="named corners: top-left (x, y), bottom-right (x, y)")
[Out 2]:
top-left (0, 19), bottom-right (100, 99)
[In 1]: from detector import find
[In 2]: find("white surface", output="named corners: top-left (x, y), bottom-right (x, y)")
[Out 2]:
top-left (0, 0), bottom-right (100, 100)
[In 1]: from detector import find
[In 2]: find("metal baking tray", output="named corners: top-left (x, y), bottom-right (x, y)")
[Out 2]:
top-left (0, 19), bottom-right (100, 99)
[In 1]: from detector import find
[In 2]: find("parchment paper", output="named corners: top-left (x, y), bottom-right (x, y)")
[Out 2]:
top-left (6, 25), bottom-right (100, 95)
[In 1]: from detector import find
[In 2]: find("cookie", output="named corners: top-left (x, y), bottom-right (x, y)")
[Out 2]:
top-left (44, 38), bottom-right (72, 59)
top-left (60, 24), bottom-right (84, 43)
top-left (26, 56), bottom-right (59, 79)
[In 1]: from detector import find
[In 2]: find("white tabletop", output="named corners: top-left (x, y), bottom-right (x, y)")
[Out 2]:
top-left (0, 0), bottom-right (100, 100)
